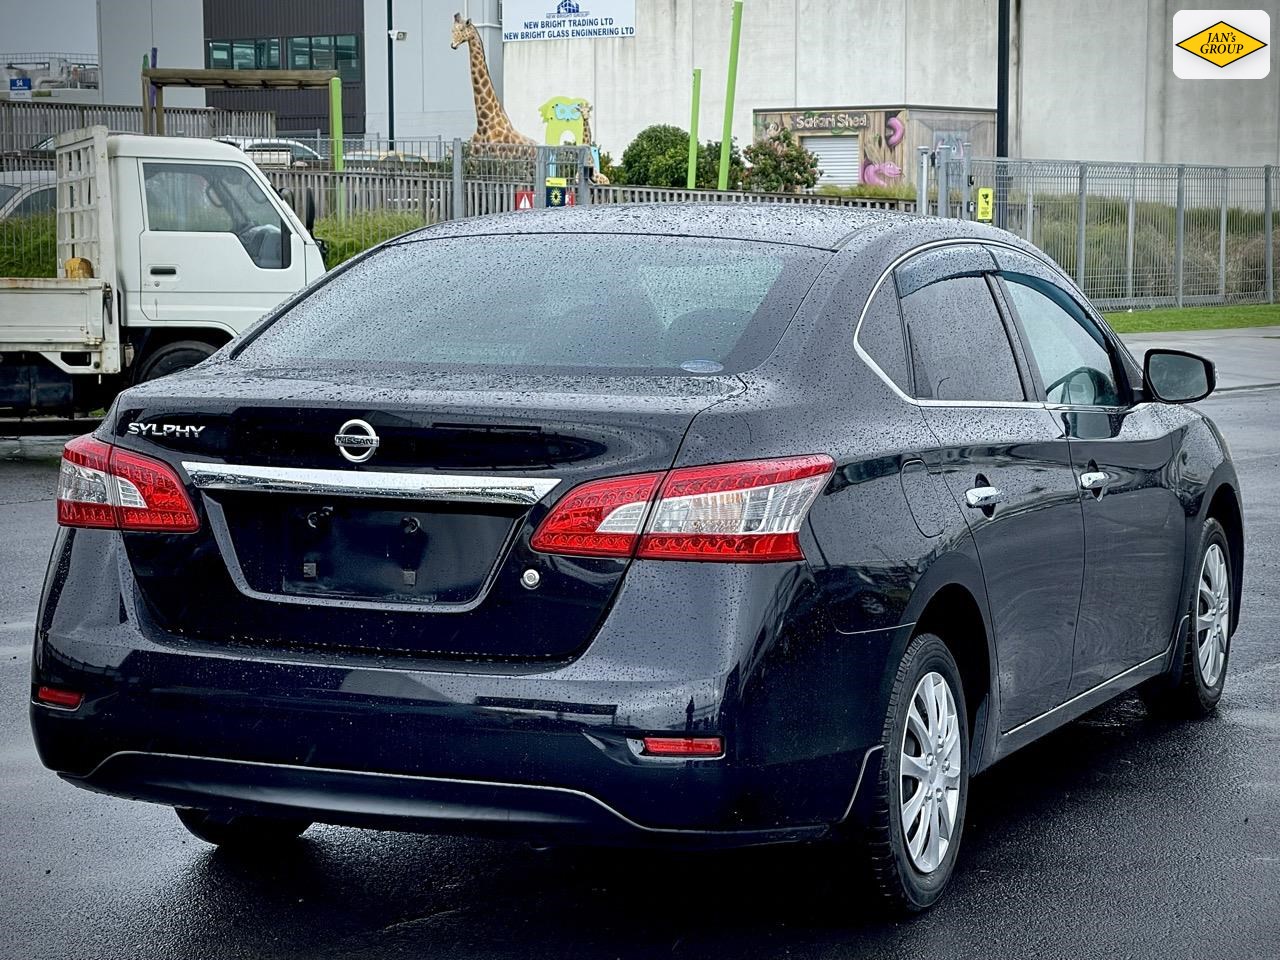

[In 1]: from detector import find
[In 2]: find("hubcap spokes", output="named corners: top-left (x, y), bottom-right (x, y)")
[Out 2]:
top-left (900, 671), bottom-right (962, 874)
top-left (1196, 544), bottom-right (1230, 687)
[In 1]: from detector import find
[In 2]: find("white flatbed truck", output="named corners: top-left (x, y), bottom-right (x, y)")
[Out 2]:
top-left (0, 127), bottom-right (326, 414)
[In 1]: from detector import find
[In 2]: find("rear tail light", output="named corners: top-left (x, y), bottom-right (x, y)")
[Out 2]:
top-left (57, 434), bottom-right (199, 533)
top-left (641, 736), bottom-right (724, 757)
top-left (35, 685), bottom-right (84, 709)
top-left (531, 455), bottom-right (833, 562)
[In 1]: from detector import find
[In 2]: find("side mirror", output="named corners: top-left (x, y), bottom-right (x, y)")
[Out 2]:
top-left (1144, 349), bottom-right (1215, 403)
top-left (304, 187), bottom-right (317, 234)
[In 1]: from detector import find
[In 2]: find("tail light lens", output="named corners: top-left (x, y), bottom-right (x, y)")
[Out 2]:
top-left (57, 434), bottom-right (199, 533)
top-left (531, 455), bottom-right (832, 562)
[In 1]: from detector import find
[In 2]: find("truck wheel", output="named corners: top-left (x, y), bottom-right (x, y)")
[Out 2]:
top-left (136, 340), bottom-right (217, 383)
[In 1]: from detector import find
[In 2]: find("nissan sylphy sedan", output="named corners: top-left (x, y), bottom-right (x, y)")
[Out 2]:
top-left (31, 205), bottom-right (1242, 911)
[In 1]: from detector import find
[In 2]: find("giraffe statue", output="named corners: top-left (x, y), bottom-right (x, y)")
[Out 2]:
top-left (451, 13), bottom-right (536, 158)
top-left (577, 101), bottom-right (609, 185)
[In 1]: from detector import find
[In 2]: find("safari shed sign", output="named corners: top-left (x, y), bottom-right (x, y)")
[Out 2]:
top-left (1172, 10), bottom-right (1270, 78)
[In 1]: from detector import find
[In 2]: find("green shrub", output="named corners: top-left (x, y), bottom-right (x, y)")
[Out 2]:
top-left (817, 183), bottom-right (916, 200)
top-left (743, 130), bottom-right (821, 193)
top-left (616, 125), bottom-right (745, 189)
top-left (0, 213), bottom-right (57, 278)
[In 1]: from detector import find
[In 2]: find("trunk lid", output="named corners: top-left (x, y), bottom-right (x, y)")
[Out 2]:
top-left (110, 364), bottom-right (740, 660)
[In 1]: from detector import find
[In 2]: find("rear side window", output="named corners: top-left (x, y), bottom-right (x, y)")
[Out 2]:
top-left (897, 274), bottom-right (1025, 402)
top-left (236, 235), bottom-right (829, 375)
top-left (857, 283), bottom-right (910, 393)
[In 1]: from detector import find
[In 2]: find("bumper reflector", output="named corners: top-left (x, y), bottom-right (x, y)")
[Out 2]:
top-left (35, 686), bottom-right (84, 709)
top-left (641, 736), bottom-right (724, 758)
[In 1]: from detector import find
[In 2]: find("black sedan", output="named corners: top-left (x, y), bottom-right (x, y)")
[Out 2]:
top-left (31, 205), bottom-right (1242, 912)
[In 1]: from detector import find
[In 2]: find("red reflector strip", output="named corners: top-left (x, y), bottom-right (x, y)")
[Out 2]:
top-left (641, 736), bottom-right (724, 757)
top-left (36, 686), bottom-right (84, 709)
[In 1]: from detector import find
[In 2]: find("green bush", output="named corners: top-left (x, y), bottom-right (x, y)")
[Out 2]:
top-left (817, 182), bottom-right (917, 201)
top-left (616, 125), bottom-right (745, 189)
top-left (0, 213), bottom-right (57, 278)
top-left (743, 130), bottom-right (821, 193)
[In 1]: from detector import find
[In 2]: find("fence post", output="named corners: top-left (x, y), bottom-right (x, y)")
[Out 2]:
top-left (534, 146), bottom-right (548, 209)
top-left (961, 143), bottom-right (972, 220)
top-left (451, 137), bottom-right (463, 222)
top-left (1125, 166), bottom-right (1136, 303)
top-left (1024, 167), bottom-right (1034, 241)
top-left (936, 145), bottom-right (952, 217)
top-left (1218, 168), bottom-right (1228, 302)
top-left (916, 146), bottom-right (929, 215)
top-left (576, 146), bottom-right (591, 206)
top-left (1175, 164), bottom-right (1186, 308)
top-left (1076, 162), bottom-right (1088, 289)
top-left (1265, 165), bottom-right (1274, 304)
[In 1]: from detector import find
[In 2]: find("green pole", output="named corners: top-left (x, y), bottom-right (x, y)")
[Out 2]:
top-left (329, 76), bottom-right (346, 220)
top-left (686, 68), bottom-right (702, 190)
top-left (717, 0), bottom-right (743, 191)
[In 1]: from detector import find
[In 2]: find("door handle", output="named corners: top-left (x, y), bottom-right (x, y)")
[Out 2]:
top-left (965, 486), bottom-right (1004, 509)
top-left (149, 266), bottom-right (177, 276)
top-left (1079, 470), bottom-right (1110, 492)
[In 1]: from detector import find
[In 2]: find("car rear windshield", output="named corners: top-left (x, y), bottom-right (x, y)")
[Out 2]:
top-left (235, 233), bottom-right (830, 375)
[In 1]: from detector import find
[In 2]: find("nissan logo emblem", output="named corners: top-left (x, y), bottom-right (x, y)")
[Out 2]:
top-left (334, 419), bottom-right (380, 463)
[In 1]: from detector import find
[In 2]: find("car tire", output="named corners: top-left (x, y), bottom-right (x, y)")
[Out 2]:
top-left (1142, 518), bottom-right (1233, 719)
top-left (136, 340), bottom-right (218, 383)
top-left (862, 632), bottom-right (969, 913)
top-left (175, 807), bottom-right (311, 848)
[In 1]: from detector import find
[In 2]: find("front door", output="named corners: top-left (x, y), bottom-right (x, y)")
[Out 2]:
top-left (992, 259), bottom-right (1186, 693)
top-left (137, 160), bottom-right (307, 335)
top-left (895, 247), bottom-right (1086, 730)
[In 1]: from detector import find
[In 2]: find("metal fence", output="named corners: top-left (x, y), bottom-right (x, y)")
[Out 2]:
top-left (0, 101), bottom-right (275, 155)
top-left (927, 148), bottom-right (1276, 309)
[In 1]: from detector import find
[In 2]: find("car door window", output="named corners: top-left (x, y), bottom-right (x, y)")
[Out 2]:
top-left (897, 272), bottom-right (1025, 402)
top-left (142, 162), bottom-right (289, 270)
top-left (1001, 277), bottom-right (1121, 406)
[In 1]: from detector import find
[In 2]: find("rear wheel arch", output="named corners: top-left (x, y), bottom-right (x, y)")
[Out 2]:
top-left (131, 330), bottom-right (232, 383)
top-left (910, 583), bottom-right (994, 771)
top-left (1205, 483), bottom-right (1243, 627)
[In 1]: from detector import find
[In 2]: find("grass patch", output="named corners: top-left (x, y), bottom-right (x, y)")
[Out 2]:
top-left (312, 210), bottom-right (428, 268)
top-left (1104, 303), bottom-right (1280, 333)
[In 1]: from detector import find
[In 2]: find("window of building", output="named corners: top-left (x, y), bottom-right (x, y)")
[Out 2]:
top-left (209, 34), bottom-right (359, 80)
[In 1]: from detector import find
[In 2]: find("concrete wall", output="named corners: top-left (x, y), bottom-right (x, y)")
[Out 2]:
top-left (364, 0), bottom-right (503, 143)
top-left (1014, 0), bottom-right (1280, 164)
top-left (503, 0), bottom-right (1279, 165)
top-left (98, 0), bottom-right (205, 108)
top-left (503, 0), bottom-right (996, 158)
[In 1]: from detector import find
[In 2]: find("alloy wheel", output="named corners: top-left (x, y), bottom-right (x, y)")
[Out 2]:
top-left (899, 671), bottom-right (962, 873)
top-left (1196, 543), bottom-right (1230, 688)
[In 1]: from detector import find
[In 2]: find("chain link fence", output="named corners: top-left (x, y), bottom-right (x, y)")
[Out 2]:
top-left (930, 151), bottom-right (1276, 309)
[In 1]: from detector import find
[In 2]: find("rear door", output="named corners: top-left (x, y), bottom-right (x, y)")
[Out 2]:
top-left (137, 160), bottom-right (307, 333)
top-left (990, 250), bottom-right (1186, 693)
top-left (898, 245), bottom-right (1086, 730)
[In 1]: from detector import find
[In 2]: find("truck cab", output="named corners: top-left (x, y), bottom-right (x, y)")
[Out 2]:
top-left (0, 127), bottom-right (326, 413)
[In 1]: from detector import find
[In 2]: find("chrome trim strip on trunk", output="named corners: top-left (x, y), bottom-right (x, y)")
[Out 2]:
top-left (180, 462), bottom-right (560, 506)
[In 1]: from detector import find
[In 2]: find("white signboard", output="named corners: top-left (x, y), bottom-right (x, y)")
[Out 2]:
top-left (502, 0), bottom-right (636, 42)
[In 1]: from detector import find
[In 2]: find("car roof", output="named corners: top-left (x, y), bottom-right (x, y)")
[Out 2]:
top-left (399, 202), bottom-right (918, 251)
top-left (0, 169), bottom-right (56, 188)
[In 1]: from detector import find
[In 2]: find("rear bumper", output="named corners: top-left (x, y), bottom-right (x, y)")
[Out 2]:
top-left (31, 527), bottom-right (906, 842)
top-left (64, 751), bottom-right (832, 848)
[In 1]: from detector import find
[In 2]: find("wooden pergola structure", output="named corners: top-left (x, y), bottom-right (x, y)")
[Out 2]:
top-left (141, 65), bottom-right (344, 167)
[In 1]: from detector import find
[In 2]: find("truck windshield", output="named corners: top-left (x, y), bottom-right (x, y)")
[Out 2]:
top-left (234, 234), bottom-right (829, 375)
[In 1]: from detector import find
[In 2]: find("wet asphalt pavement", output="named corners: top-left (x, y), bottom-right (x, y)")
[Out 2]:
top-left (1, 388), bottom-right (1277, 960)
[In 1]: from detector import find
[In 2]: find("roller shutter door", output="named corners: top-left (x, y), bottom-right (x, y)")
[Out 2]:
top-left (802, 135), bottom-right (861, 187)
